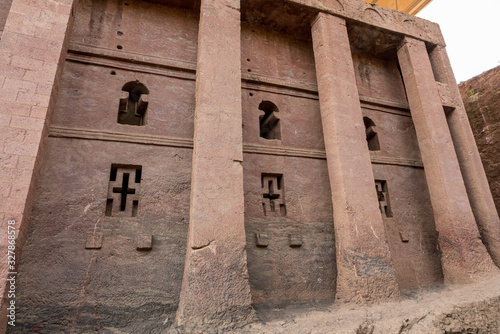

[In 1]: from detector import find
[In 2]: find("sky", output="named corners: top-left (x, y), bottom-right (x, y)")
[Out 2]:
top-left (417, 0), bottom-right (500, 83)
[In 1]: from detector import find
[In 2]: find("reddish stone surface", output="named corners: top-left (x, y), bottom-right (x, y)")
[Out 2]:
top-left (13, 140), bottom-right (192, 331)
top-left (459, 65), bottom-right (500, 255)
top-left (2, 0), bottom-right (499, 332)
top-left (363, 106), bottom-right (443, 290)
top-left (0, 0), bottom-right (13, 36)
top-left (175, 0), bottom-right (256, 331)
top-left (429, 48), bottom-right (500, 269)
top-left (353, 53), bottom-right (408, 105)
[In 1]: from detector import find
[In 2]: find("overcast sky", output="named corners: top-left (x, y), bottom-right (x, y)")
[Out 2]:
top-left (417, 0), bottom-right (500, 83)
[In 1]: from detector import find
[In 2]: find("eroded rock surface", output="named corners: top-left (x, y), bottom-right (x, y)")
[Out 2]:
top-left (459, 66), bottom-right (500, 214)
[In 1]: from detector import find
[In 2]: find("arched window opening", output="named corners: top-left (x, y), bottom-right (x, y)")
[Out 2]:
top-left (375, 180), bottom-right (393, 218)
top-left (118, 81), bottom-right (149, 126)
top-left (259, 101), bottom-right (281, 140)
top-left (363, 117), bottom-right (380, 151)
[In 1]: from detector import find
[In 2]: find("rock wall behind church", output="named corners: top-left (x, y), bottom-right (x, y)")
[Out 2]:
top-left (459, 66), bottom-right (500, 214)
top-left (11, 0), bottom-right (198, 332)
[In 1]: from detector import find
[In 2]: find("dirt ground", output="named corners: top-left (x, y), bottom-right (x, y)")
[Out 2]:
top-left (101, 274), bottom-right (500, 333)
top-left (238, 275), bottom-right (500, 334)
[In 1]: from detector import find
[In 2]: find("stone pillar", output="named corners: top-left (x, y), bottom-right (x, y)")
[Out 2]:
top-left (311, 13), bottom-right (399, 303)
top-left (176, 0), bottom-right (256, 330)
top-left (397, 37), bottom-right (499, 283)
top-left (0, 0), bottom-right (74, 331)
top-left (428, 45), bottom-right (500, 268)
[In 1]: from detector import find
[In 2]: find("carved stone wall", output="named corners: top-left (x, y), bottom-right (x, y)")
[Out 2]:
top-left (2, 0), bottom-right (499, 332)
top-left (9, 0), bottom-right (198, 332)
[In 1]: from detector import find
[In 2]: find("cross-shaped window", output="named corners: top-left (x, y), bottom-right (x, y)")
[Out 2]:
top-left (261, 174), bottom-right (286, 216)
top-left (106, 165), bottom-right (142, 217)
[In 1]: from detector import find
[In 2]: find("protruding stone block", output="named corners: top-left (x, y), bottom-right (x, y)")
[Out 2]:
top-left (399, 231), bottom-right (409, 243)
top-left (85, 233), bottom-right (103, 249)
top-left (288, 234), bottom-right (302, 247)
top-left (436, 82), bottom-right (457, 110)
top-left (136, 234), bottom-right (152, 251)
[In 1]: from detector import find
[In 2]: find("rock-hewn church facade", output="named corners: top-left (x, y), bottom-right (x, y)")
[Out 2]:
top-left (1, 0), bottom-right (499, 332)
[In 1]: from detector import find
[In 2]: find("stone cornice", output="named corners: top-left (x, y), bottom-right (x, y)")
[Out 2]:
top-left (49, 126), bottom-right (423, 168)
top-left (288, 0), bottom-right (444, 46)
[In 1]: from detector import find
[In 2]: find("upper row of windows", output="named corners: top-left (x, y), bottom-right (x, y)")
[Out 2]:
top-left (118, 81), bottom-right (380, 151)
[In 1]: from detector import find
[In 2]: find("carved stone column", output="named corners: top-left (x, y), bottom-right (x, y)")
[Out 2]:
top-left (311, 12), bottom-right (399, 303)
top-left (176, 0), bottom-right (256, 330)
top-left (428, 45), bottom-right (500, 268)
top-left (397, 36), bottom-right (499, 283)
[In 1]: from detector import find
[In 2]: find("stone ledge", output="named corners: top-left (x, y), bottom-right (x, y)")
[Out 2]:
top-left (49, 126), bottom-right (424, 168)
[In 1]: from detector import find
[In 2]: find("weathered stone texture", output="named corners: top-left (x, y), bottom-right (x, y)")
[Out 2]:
top-left (70, 0), bottom-right (199, 64)
top-left (353, 53), bottom-right (408, 105)
top-left (240, 30), bottom-right (336, 305)
top-left (0, 0), bottom-right (13, 36)
top-left (243, 153), bottom-right (336, 308)
top-left (4, 0), bottom-right (198, 332)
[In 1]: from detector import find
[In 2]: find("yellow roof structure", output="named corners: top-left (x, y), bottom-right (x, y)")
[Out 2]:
top-left (365, 0), bottom-right (433, 15)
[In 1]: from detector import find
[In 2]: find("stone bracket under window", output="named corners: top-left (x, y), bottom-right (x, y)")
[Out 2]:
top-left (399, 231), bottom-right (409, 243)
top-left (106, 164), bottom-right (142, 217)
top-left (261, 173), bottom-right (286, 216)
